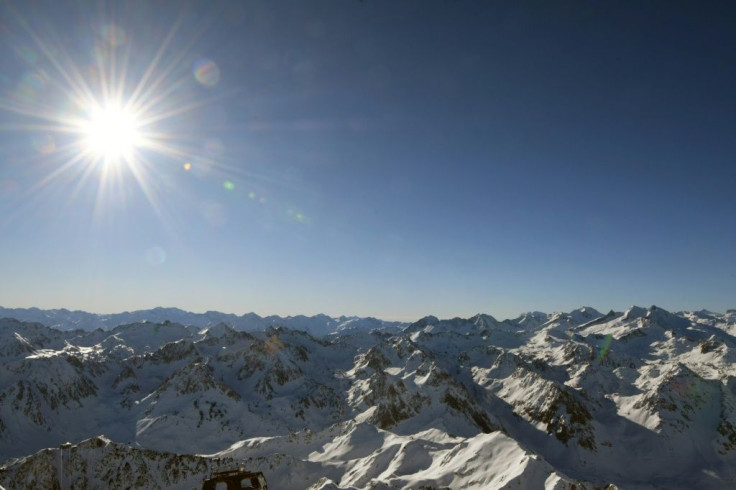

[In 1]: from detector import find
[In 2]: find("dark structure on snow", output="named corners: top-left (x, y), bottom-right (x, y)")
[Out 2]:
top-left (202, 468), bottom-right (267, 490)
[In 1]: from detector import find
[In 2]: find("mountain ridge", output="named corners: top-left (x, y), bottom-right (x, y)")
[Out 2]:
top-left (0, 305), bottom-right (735, 488)
top-left (0, 306), bottom-right (406, 337)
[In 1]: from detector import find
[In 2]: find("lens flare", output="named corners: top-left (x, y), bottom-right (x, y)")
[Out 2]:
top-left (0, 5), bottom-right (255, 235)
top-left (203, 138), bottom-right (224, 155)
top-left (199, 200), bottom-right (227, 227)
top-left (145, 246), bottom-right (167, 265)
top-left (13, 45), bottom-right (38, 64)
top-left (31, 134), bottom-right (56, 154)
top-left (596, 334), bottom-right (613, 364)
top-left (193, 59), bottom-right (220, 87)
top-left (100, 25), bottom-right (127, 46)
top-left (0, 180), bottom-right (21, 195)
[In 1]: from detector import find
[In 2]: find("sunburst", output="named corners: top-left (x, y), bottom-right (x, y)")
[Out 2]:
top-left (0, 4), bottom-right (230, 225)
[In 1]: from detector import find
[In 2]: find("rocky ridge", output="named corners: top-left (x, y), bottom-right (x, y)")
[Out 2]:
top-left (0, 305), bottom-right (734, 488)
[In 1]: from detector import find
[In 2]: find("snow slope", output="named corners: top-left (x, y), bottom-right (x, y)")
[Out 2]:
top-left (1, 305), bottom-right (735, 488)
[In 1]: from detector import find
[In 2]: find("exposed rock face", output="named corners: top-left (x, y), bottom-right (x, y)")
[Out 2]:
top-left (0, 305), bottom-right (735, 488)
top-left (0, 436), bottom-right (238, 489)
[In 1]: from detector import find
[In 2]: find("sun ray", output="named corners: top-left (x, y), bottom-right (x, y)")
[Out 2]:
top-left (0, 98), bottom-right (84, 129)
top-left (136, 90), bottom-right (238, 128)
top-left (14, 14), bottom-right (97, 110)
top-left (31, 148), bottom-right (96, 193)
top-left (127, 6), bottom-right (220, 114)
top-left (126, 11), bottom-right (188, 109)
top-left (0, 0), bottom-right (258, 247)
top-left (126, 159), bottom-right (170, 221)
top-left (115, 32), bottom-right (135, 105)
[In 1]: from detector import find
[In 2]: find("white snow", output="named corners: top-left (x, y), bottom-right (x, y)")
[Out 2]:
top-left (1, 305), bottom-right (735, 489)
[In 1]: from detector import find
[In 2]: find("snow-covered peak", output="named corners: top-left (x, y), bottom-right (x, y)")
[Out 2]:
top-left (1, 306), bottom-right (736, 489)
top-left (199, 322), bottom-right (237, 338)
top-left (509, 311), bottom-right (549, 329)
top-left (622, 305), bottom-right (648, 320)
top-left (566, 306), bottom-right (603, 324)
top-left (404, 315), bottom-right (440, 332)
top-left (107, 321), bottom-right (195, 354)
top-left (469, 313), bottom-right (499, 330)
top-left (644, 305), bottom-right (690, 330)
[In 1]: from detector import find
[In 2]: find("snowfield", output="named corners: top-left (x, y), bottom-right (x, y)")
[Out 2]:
top-left (1, 305), bottom-right (735, 489)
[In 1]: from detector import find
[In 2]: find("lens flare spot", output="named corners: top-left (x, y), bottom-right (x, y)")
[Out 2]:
top-left (24, 71), bottom-right (45, 90)
top-left (199, 201), bottom-right (227, 227)
top-left (223, 180), bottom-right (235, 191)
top-left (100, 25), bottom-right (127, 46)
top-left (288, 209), bottom-right (307, 223)
top-left (203, 138), bottom-right (224, 156)
top-left (248, 192), bottom-right (256, 200)
top-left (193, 58), bottom-right (220, 87)
top-left (32, 134), bottom-right (56, 154)
top-left (13, 45), bottom-right (38, 65)
top-left (144, 246), bottom-right (167, 266)
top-left (0, 180), bottom-right (21, 195)
top-left (14, 72), bottom-right (46, 102)
top-left (86, 65), bottom-right (101, 87)
top-left (596, 333), bottom-right (613, 364)
top-left (184, 162), bottom-right (192, 171)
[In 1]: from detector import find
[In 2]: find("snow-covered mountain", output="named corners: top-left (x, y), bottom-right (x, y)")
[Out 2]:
top-left (1, 306), bottom-right (735, 488)
top-left (0, 306), bottom-right (405, 337)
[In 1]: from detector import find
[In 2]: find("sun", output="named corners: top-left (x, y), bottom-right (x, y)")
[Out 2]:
top-left (1, 6), bottom-right (239, 222)
top-left (82, 103), bottom-right (143, 163)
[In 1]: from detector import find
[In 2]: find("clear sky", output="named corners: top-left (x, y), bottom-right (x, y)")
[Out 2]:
top-left (1, 1), bottom-right (734, 321)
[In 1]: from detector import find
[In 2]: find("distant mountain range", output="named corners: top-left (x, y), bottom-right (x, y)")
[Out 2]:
top-left (0, 306), bottom-right (406, 337)
top-left (0, 305), bottom-right (735, 489)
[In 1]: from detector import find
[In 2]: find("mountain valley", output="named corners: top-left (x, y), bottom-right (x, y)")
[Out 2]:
top-left (0, 306), bottom-right (735, 489)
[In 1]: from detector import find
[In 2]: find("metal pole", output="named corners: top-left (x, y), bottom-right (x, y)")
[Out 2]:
top-left (59, 443), bottom-right (71, 490)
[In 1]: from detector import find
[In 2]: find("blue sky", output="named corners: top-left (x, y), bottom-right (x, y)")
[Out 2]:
top-left (1, 1), bottom-right (734, 320)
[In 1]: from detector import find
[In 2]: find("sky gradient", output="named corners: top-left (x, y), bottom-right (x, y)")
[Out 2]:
top-left (1, 0), bottom-right (734, 321)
